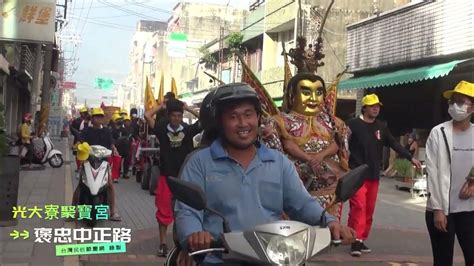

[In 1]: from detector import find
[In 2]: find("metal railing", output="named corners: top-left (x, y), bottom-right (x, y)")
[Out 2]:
top-left (20, 44), bottom-right (34, 76)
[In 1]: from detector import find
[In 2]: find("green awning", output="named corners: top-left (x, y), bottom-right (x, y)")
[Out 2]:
top-left (338, 60), bottom-right (467, 90)
top-left (273, 97), bottom-right (283, 107)
top-left (178, 92), bottom-right (193, 100)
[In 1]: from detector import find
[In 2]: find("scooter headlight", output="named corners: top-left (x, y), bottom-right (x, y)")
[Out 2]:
top-left (256, 229), bottom-right (308, 265)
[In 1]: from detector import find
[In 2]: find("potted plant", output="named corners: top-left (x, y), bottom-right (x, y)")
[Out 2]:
top-left (393, 158), bottom-right (414, 183)
top-left (0, 103), bottom-right (20, 226)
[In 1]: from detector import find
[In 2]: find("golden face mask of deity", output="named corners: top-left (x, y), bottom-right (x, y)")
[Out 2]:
top-left (293, 79), bottom-right (325, 116)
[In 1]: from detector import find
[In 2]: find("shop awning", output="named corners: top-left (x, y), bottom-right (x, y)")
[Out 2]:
top-left (338, 59), bottom-right (468, 90)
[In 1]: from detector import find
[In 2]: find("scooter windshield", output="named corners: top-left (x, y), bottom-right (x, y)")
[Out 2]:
top-left (89, 145), bottom-right (112, 159)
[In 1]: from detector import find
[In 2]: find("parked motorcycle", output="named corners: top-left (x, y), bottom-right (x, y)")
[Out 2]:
top-left (10, 133), bottom-right (63, 168)
top-left (165, 164), bottom-right (369, 265)
top-left (77, 145), bottom-right (111, 227)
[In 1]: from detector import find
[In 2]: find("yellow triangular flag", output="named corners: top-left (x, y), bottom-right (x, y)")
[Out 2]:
top-left (171, 77), bottom-right (178, 97)
top-left (157, 72), bottom-right (165, 104)
top-left (145, 76), bottom-right (157, 111)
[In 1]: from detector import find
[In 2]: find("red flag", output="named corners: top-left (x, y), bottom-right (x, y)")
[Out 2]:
top-left (327, 68), bottom-right (348, 115)
top-left (237, 54), bottom-right (279, 117)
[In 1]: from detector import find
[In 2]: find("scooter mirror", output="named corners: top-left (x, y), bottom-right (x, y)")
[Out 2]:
top-left (335, 164), bottom-right (369, 202)
top-left (167, 176), bottom-right (207, 211)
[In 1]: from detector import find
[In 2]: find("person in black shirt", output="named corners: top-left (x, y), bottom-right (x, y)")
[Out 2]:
top-left (144, 99), bottom-right (200, 257)
top-left (71, 108), bottom-right (122, 221)
top-left (117, 115), bottom-right (133, 179)
top-left (155, 92), bottom-right (176, 122)
top-left (346, 94), bottom-right (421, 256)
top-left (109, 113), bottom-right (126, 182)
top-left (130, 108), bottom-right (140, 139)
top-left (70, 107), bottom-right (89, 144)
top-left (70, 107), bottom-right (90, 172)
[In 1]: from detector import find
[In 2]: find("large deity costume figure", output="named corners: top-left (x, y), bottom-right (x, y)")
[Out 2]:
top-left (262, 73), bottom-right (350, 219)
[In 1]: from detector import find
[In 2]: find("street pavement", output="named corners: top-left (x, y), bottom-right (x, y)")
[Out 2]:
top-left (0, 137), bottom-right (69, 266)
top-left (0, 137), bottom-right (467, 265)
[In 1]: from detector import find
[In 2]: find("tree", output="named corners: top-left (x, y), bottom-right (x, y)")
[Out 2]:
top-left (198, 47), bottom-right (217, 69)
top-left (226, 32), bottom-right (244, 52)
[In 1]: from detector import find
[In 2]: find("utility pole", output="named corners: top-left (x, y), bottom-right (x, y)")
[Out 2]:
top-left (38, 44), bottom-right (53, 135)
top-left (218, 26), bottom-right (224, 80)
top-left (31, 43), bottom-right (43, 115)
top-left (298, 0), bottom-right (303, 36)
top-left (55, 0), bottom-right (68, 31)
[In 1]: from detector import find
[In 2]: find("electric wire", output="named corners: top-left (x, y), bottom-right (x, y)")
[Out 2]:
top-left (97, 0), bottom-right (162, 21)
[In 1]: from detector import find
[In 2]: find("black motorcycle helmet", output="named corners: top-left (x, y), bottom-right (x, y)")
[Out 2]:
top-left (198, 90), bottom-right (218, 146)
top-left (211, 82), bottom-right (262, 119)
top-left (199, 89), bottom-right (215, 131)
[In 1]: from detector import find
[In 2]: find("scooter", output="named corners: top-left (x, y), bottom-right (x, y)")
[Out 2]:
top-left (165, 165), bottom-right (369, 265)
top-left (78, 145), bottom-right (111, 227)
top-left (11, 133), bottom-right (63, 168)
top-left (136, 135), bottom-right (160, 195)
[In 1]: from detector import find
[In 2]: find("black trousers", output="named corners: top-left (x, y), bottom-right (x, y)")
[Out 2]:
top-left (117, 138), bottom-right (131, 176)
top-left (426, 210), bottom-right (474, 266)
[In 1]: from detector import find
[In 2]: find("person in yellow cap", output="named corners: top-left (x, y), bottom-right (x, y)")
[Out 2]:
top-left (346, 93), bottom-right (422, 257)
top-left (425, 80), bottom-right (474, 266)
top-left (110, 113), bottom-right (124, 142)
top-left (71, 107), bottom-right (122, 221)
top-left (119, 108), bottom-right (128, 119)
top-left (115, 114), bottom-right (133, 179)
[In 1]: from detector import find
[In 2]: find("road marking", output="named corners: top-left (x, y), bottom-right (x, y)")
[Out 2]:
top-left (63, 139), bottom-right (79, 266)
top-left (380, 198), bottom-right (425, 213)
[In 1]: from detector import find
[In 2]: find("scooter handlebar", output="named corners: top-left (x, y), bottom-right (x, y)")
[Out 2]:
top-left (187, 239), bottom-right (225, 257)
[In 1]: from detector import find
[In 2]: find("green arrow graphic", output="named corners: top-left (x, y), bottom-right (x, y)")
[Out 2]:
top-left (20, 230), bottom-right (29, 239)
top-left (10, 230), bottom-right (19, 240)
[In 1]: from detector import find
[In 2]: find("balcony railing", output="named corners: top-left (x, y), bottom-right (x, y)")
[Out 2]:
top-left (20, 44), bottom-right (34, 76)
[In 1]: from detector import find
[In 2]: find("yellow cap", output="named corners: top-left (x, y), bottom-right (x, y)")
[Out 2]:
top-left (120, 108), bottom-right (127, 115)
top-left (112, 113), bottom-right (122, 122)
top-left (76, 142), bottom-right (91, 161)
top-left (443, 80), bottom-right (474, 99)
top-left (113, 110), bottom-right (120, 115)
top-left (91, 108), bottom-right (105, 116)
top-left (79, 107), bottom-right (89, 113)
top-left (362, 94), bottom-right (383, 106)
top-left (123, 115), bottom-right (131, 121)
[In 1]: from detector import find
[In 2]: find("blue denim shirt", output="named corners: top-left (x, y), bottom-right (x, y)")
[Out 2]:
top-left (174, 139), bottom-right (335, 264)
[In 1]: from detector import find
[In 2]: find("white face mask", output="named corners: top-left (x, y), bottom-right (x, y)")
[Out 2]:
top-left (131, 114), bottom-right (137, 118)
top-left (448, 103), bottom-right (471, 121)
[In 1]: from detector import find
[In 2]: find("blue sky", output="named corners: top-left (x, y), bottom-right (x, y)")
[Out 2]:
top-left (64, 0), bottom-right (249, 107)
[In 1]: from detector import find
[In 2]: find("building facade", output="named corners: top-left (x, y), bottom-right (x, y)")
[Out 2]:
top-left (198, 0), bottom-right (409, 110)
top-left (339, 0), bottom-right (474, 136)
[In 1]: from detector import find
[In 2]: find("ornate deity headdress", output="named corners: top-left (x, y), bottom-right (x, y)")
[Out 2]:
top-left (287, 36), bottom-right (325, 74)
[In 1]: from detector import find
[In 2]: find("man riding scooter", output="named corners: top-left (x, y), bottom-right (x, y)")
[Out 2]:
top-left (71, 107), bottom-right (122, 221)
top-left (173, 83), bottom-right (355, 264)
